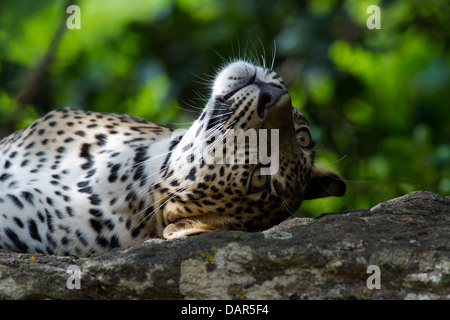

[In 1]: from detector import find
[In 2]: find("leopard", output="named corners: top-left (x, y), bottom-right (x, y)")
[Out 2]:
top-left (0, 60), bottom-right (346, 257)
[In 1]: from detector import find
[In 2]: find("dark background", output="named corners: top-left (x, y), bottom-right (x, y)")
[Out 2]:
top-left (1, 0), bottom-right (448, 217)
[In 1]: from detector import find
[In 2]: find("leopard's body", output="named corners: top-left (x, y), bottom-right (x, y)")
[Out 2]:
top-left (0, 61), bottom-right (345, 256)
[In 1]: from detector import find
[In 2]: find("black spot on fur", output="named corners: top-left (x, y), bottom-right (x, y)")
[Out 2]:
top-left (75, 230), bottom-right (89, 246)
top-left (108, 163), bottom-right (121, 183)
top-left (0, 173), bottom-right (11, 181)
top-left (185, 167), bottom-right (196, 181)
top-left (95, 134), bottom-right (107, 146)
top-left (78, 185), bottom-right (92, 194)
top-left (96, 235), bottom-right (108, 247)
top-left (80, 143), bottom-right (94, 170)
top-left (89, 194), bottom-right (102, 205)
top-left (131, 225), bottom-right (142, 238)
top-left (13, 217), bottom-right (24, 228)
top-left (89, 208), bottom-right (103, 217)
top-left (110, 235), bottom-right (120, 249)
top-left (4, 228), bottom-right (28, 252)
top-left (28, 219), bottom-right (42, 242)
top-left (7, 194), bottom-right (24, 209)
top-left (89, 219), bottom-right (103, 233)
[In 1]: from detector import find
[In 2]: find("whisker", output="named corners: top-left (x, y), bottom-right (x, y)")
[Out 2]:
top-left (187, 69), bottom-right (216, 87)
top-left (279, 190), bottom-right (301, 218)
top-left (320, 154), bottom-right (348, 165)
top-left (181, 99), bottom-right (206, 111)
top-left (208, 111), bottom-right (234, 117)
top-left (134, 185), bottom-right (187, 220)
top-left (203, 127), bottom-right (225, 148)
top-left (134, 186), bottom-right (187, 228)
top-left (167, 120), bottom-right (195, 126)
top-left (272, 180), bottom-right (302, 218)
top-left (257, 37), bottom-right (266, 69)
top-left (121, 148), bottom-right (173, 172)
top-left (271, 39), bottom-right (277, 70)
top-left (176, 104), bottom-right (203, 113)
top-left (209, 47), bottom-right (229, 66)
top-left (134, 195), bottom-right (171, 227)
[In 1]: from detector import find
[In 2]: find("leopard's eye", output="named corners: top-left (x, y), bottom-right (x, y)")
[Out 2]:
top-left (296, 128), bottom-right (313, 148)
top-left (247, 166), bottom-right (271, 194)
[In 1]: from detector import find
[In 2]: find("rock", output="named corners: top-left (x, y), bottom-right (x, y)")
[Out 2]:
top-left (0, 191), bottom-right (448, 299)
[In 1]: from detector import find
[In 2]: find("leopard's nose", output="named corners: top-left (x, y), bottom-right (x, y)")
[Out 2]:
top-left (256, 81), bottom-right (288, 118)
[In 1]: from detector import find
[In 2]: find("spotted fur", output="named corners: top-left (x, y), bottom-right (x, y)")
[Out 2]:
top-left (0, 61), bottom-right (345, 256)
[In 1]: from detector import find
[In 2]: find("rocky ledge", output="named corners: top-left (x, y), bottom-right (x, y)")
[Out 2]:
top-left (0, 191), bottom-right (448, 300)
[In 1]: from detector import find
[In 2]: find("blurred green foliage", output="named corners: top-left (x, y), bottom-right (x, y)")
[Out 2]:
top-left (0, 0), bottom-right (449, 217)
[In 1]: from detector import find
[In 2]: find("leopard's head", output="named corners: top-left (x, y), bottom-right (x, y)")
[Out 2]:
top-left (156, 60), bottom-right (346, 238)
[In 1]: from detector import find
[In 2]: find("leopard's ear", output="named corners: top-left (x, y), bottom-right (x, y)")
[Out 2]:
top-left (304, 167), bottom-right (346, 200)
top-left (163, 219), bottom-right (215, 239)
